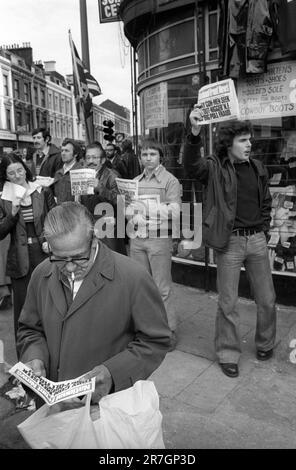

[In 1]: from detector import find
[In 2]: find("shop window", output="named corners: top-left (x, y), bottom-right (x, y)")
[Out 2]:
top-left (140, 73), bottom-right (207, 261)
top-left (206, 4), bottom-right (219, 62)
top-left (149, 20), bottom-right (195, 67)
top-left (150, 57), bottom-right (195, 77)
top-left (137, 41), bottom-right (147, 75)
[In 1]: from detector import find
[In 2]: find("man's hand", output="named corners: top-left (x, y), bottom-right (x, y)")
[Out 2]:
top-left (189, 104), bottom-right (203, 136)
top-left (80, 364), bottom-right (113, 404)
top-left (25, 359), bottom-right (46, 377)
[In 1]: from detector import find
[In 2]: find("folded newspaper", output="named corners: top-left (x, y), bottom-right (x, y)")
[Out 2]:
top-left (116, 178), bottom-right (138, 202)
top-left (9, 362), bottom-right (95, 406)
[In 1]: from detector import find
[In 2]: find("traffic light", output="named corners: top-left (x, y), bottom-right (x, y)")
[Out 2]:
top-left (103, 120), bottom-right (115, 142)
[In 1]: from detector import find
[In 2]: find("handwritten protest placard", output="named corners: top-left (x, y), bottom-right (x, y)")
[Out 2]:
top-left (70, 168), bottom-right (96, 196)
top-left (9, 362), bottom-right (95, 406)
top-left (197, 78), bottom-right (240, 124)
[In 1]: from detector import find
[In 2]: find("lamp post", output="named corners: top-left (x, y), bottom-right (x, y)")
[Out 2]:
top-left (80, 0), bottom-right (91, 71)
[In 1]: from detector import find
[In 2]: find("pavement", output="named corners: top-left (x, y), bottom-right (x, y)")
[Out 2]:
top-left (1, 282), bottom-right (296, 449)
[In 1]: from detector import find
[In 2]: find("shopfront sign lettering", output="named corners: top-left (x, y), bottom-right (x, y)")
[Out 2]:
top-left (238, 61), bottom-right (296, 119)
top-left (98, 0), bottom-right (121, 23)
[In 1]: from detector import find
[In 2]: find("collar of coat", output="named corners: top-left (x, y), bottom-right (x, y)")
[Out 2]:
top-left (43, 240), bottom-right (115, 282)
top-left (214, 154), bottom-right (267, 176)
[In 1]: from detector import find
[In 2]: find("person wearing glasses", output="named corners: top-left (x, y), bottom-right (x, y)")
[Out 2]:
top-left (0, 153), bottom-right (56, 339)
top-left (81, 142), bottom-right (126, 255)
top-left (17, 202), bottom-right (171, 404)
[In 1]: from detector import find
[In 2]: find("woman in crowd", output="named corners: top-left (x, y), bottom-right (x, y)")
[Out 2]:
top-left (0, 153), bottom-right (56, 338)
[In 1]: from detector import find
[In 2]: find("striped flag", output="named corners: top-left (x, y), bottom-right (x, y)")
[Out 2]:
top-left (69, 31), bottom-right (101, 143)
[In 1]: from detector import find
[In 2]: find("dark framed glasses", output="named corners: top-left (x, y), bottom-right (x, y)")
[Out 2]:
top-left (49, 236), bottom-right (94, 267)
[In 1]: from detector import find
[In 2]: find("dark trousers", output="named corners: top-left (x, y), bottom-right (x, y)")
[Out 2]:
top-left (12, 243), bottom-right (47, 348)
top-left (11, 273), bottom-right (31, 346)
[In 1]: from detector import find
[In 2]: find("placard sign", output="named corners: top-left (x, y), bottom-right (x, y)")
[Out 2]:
top-left (143, 82), bottom-right (168, 129)
top-left (98, 0), bottom-right (121, 23)
top-left (238, 61), bottom-right (296, 120)
top-left (197, 78), bottom-right (240, 125)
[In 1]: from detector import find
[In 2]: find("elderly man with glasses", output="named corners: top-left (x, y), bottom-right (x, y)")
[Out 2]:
top-left (16, 202), bottom-right (171, 405)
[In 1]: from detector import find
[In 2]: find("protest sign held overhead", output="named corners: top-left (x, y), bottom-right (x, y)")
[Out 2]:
top-left (197, 78), bottom-right (240, 125)
top-left (70, 168), bottom-right (96, 196)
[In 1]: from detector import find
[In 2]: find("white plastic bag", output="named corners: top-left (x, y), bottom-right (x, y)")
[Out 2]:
top-left (18, 392), bottom-right (100, 449)
top-left (18, 380), bottom-right (164, 449)
top-left (97, 380), bottom-right (165, 449)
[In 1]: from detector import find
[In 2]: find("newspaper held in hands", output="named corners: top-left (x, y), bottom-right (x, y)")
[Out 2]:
top-left (0, 181), bottom-right (27, 205)
top-left (9, 362), bottom-right (95, 406)
top-left (35, 176), bottom-right (55, 187)
top-left (116, 178), bottom-right (138, 203)
top-left (70, 168), bottom-right (96, 196)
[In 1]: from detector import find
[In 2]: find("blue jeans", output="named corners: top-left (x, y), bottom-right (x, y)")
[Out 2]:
top-left (129, 237), bottom-right (176, 331)
top-left (215, 232), bottom-right (276, 363)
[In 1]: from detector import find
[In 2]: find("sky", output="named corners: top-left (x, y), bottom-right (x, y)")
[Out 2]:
top-left (0, 0), bottom-right (132, 110)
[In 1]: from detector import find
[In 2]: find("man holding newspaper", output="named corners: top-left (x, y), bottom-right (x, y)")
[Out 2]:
top-left (118, 140), bottom-right (181, 350)
top-left (16, 202), bottom-right (171, 405)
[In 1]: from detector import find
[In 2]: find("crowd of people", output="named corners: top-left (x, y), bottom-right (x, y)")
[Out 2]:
top-left (0, 112), bottom-right (277, 405)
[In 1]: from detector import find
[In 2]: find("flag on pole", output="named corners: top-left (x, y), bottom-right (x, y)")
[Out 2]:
top-left (68, 30), bottom-right (101, 143)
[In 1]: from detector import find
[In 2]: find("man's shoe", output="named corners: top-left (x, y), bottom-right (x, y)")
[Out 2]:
top-left (219, 363), bottom-right (239, 378)
top-left (256, 349), bottom-right (273, 361)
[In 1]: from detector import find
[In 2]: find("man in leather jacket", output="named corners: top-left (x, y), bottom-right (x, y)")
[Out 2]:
top-left (183, 105), bottom-right (277, 378)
